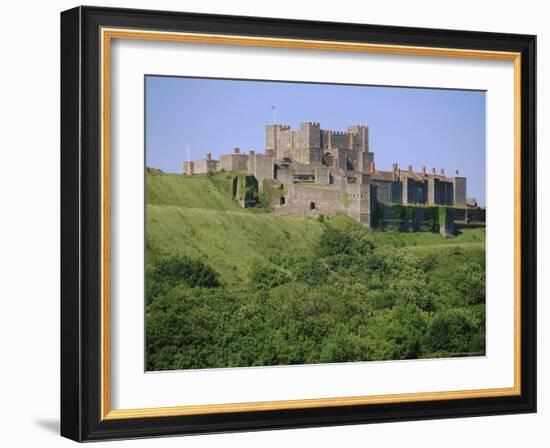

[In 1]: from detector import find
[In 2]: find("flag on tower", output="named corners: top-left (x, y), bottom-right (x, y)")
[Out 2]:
top-left (271, 105), bottom-right (276, 124)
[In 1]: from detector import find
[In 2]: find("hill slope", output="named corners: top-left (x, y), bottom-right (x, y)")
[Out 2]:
top-left (146, 170), bottom-right (485, 285)
top-left (145, 169), bottom-right (487, 371)
top-left (146, 171), bottom-right (327, 285)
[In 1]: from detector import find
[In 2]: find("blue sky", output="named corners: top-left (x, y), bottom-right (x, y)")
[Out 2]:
top-left (145, 76), bottom-right (486, 205)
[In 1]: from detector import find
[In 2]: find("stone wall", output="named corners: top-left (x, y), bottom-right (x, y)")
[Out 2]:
top-left (220, 150), bottom-right (248, 172)
top-left (378, 205), bottom-right (434, 232)
top-left (453, 176), bottom-right (467, 206)
top-left (435, 180), bottom-right (454, 205)
top-left (347, 125), bottom-right (369, 152)
top-left (346, 183), bottom-right (372, 226)
top-left (182, 161), bottom-right (194, 175)
top-left (248, 153), bottom-right (274, 190)
top-left (194, 158), bottom-right (219, 174)
top-left (274, 184), bottom-right (347, 217)
top-left (371, 179), bottom-right (402, 204)
top-left (467, 207), bottom-right (486, 223)
top-left (373, 204), bottom-right (478, 236)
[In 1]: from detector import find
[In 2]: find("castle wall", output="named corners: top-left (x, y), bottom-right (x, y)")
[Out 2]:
top-left (275, 184), bottom-right (347, 217)
top-left (301, 122), bottom-right (321, 148)
top-left (467, 207), bottom-right (485, 223)
top-left (453, 176), bottom-right (467, 206)
top-left (314, 166), bottom-right (330, 184)
top-left (371, 179), bottom-right (403, 204)
top-left (427, 177), bottom-right (436, 205)
top-left (249, 154), bottom-right (275, 189)
top-left (440, 207), bottom-right (467, 236)
top-left (391, 181), bottom-right (403, 204)
top-left (220, 153), bottom-right (248, 172)
top-left (347, 125), bottom-right (369, 151)
top-left (193, 159), bottom-right (219, 174)
top-left (371, 179), bottom-right (392, 204)
top-left (357, 151), bottom-right (374, 173)
top-left (182, 161), bottom-right (194, 175)
top-left (402, 177), bottom-right (409, 204)
top-left (183, 121), bottom-right (470, 229)
top-left (435, 181), bottom-right (454, 205)
top-left (406, 178), bottom-right (427, 204)
top-left (328, 132), bottom-right (349, 150)
top-left (380, 206), bottom-right (433, 232)
top-left (346, 183), bottom-right (373, 226)
top-left (344, 149), bottom-right (359, 171)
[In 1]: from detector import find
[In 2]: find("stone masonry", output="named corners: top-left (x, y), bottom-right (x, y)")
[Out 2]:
top-left (182, 122), bottom-right (477, 230)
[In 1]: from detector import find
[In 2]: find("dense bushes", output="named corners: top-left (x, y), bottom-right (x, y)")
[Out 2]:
top-left (146, 255), bottom-right (220, 304)
top-left (146, 223), bottom-right (486, 370)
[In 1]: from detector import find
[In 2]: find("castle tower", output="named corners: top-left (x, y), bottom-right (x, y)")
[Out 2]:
top-left (297, 122), bottom-right (321, 164)
top-left (453, 172), bottom-right (467, 206)
top-left (265, 124), bottom-right (278, 158)
top-left (346, 125), bottom-right (369, 152)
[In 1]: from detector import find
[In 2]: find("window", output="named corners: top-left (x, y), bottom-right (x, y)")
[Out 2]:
top-left (310, 202), bottom-right (316, 210)
top-left (280, 197), bottom-right (285, 205)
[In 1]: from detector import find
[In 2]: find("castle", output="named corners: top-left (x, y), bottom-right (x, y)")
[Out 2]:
top-left (183, 122), bottom-right (476, 231)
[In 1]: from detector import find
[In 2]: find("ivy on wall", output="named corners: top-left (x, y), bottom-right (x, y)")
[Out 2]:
top-left (232, 175), bottom-right (259, 207)
top-left (372, 203), bottom-right (447, 234)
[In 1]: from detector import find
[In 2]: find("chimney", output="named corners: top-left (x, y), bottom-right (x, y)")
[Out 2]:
top-left (392, 163), bottom-right (398, 181)
top-left (455, 170), bottom-right (459, 176)
top-left (369, 161), bottom-right (375, 174)
top-left (249, 149), bottom-right (255, 158)
top-left (206, 152), bottom-right (212, 161)
top-left (422, 166), bottom-right (426, 175)
top-left (432, 167), bottom-right (436, 175)
top-left (408, 164), bottom-right (413, 172)
top-left (233, 147), bottom-right (240, 154)
top-left (440, 168), bottom-right (445, 176)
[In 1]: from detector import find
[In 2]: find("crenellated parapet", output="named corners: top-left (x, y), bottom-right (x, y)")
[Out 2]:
top-left (181, 121), bottom-right (473, 230)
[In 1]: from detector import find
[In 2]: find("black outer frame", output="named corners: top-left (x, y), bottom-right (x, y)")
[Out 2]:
top-left (60, 5), bottom-right (536, 442)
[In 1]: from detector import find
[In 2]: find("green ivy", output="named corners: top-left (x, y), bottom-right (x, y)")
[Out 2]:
top-left (424, 207), bottom-right (440, 233)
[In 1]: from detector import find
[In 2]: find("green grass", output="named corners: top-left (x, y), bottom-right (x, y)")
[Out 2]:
top-left (374, 228), bottom-right (485, 248)
top-left (146, 170), bottom-right (485, 286)
top-left (146, 170), bottom-right (242, 210)
top-left (145, 170), bottom-right (487, 370)
top-left (146, 205), bottom-right (325, 286)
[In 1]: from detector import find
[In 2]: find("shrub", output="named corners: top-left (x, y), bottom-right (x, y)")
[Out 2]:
top-left (424, 308), bottom-right (484, 356)
top-left (452, 262), bottom-right (485, 305)
top-left (317, 226), bottom-right (354, 258)
top-left (147, 255), bottom-right (220, 301)
top-left (294, 258), bottom-right (331, 286)
top-left (249, 262), bottom-right (292, 289)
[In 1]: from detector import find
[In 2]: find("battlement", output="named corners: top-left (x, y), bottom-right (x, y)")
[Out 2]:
top-left (182, 120), bottom-right (470, 224)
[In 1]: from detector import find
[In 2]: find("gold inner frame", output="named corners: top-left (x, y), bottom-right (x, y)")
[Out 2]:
top-left (100, 27), bottom-right (522, 421)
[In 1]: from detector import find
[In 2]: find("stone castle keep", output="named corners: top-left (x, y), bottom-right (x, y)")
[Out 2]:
top-left (183, 122), bottom-right (479, 231)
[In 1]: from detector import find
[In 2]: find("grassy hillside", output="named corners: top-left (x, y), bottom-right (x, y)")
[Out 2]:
top-left (146, 170), bottom-right (329, 285)
top-left (147, 205), bottom-right (326, 286)
top-left (146, 168), bottom-right (240, 210)
top-left (145, 169), bottom-right (486, 370)
top-left (146, 170), bottom-right (484, 284)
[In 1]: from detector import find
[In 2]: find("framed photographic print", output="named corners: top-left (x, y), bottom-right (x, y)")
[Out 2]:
top-left (60, 6), bottom-right (536, 442)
